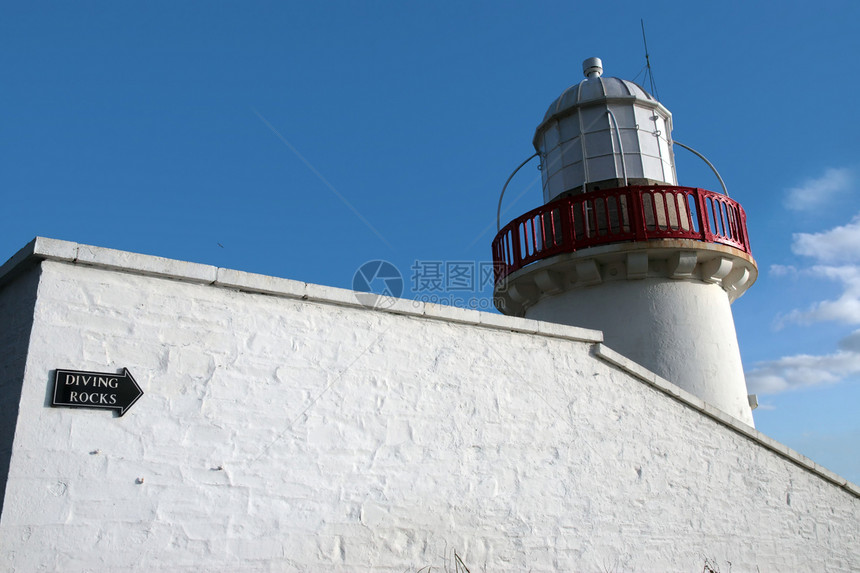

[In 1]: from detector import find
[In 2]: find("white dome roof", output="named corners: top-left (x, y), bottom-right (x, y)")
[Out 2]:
top-left (541, 76), bottom-right (659, 123)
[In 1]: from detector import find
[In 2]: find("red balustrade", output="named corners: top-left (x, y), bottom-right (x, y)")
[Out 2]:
top-left (492, 186), bottom-right (751, 283)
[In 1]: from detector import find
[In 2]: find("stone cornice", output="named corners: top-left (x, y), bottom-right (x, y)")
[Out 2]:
top-left (495, 239), bottom-right (758, 315)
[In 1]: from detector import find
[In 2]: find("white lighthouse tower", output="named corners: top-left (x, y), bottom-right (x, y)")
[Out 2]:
top-left (493, 57), bottom-right (758, 426)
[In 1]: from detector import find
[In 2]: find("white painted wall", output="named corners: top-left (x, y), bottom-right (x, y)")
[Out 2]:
top-left (0, 262), bottom-right (39, 516)
top-left (0, 240), bottom-right (858, 572)
top-left (526, 277), bottom-right (754, 426)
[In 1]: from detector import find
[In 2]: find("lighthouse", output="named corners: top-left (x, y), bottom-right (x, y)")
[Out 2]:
top-left (493, 57), bottom-right (758, 426)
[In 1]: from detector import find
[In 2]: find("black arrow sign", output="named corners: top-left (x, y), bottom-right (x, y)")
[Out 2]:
top-left (52, 368), bottom-right (143, 416)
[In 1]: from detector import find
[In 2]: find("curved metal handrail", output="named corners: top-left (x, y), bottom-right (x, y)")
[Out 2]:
top-left (491, 185), bottom-right (751, 284)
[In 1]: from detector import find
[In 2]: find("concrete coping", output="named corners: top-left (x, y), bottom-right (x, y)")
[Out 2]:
top-left (0, 238), bottom-right (603, 345)
top-left (2, 237), bottom-right (857, 499)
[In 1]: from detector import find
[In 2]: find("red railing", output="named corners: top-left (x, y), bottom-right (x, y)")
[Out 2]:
top-left (492, 185), bottom-right (751, 283)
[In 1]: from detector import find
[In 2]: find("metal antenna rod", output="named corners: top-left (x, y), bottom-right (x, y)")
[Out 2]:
top-left (641, 19), bottom-right (659, 100)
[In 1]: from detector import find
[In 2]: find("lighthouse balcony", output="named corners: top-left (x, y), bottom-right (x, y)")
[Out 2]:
top-left (492, 185), bottom-right (752, 285)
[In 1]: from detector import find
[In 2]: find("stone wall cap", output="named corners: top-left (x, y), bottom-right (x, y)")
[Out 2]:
top-left (0, 238), bottom-right (605, 346)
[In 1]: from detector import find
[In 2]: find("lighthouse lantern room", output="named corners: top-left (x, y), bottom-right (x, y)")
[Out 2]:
top-left (493, 58), bottom-right (759, 426)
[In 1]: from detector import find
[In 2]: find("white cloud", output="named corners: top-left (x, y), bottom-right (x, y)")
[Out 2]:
top-left (773, 209), bottom-right (860, 328)
top-left (746, 332), bottom-right (860, 394)
top-left (760, 198), bottom-right (860, 393)
top-left (791, 214), bottom-right (860, 263)
top-left (838, 330), bottom-right (860, 352)
top-left (775, 265), bottom-right (860, 327)
top-left (784, 167), bottom-right (853, 211)
top-left (778, 300), bottom-right (860, 327)
top-left (769, 264), bottom-right (798, 277)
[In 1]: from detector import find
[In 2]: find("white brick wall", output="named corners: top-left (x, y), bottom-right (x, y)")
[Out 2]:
top-left (0, 240), bottom-right (858, 572)
top-left (0, 261), bottom-right (40, 517)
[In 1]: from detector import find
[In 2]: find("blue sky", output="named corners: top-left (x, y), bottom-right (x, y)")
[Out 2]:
top-left (2, 1), bottom-right (859, 483)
